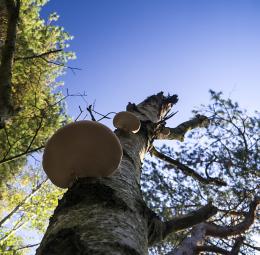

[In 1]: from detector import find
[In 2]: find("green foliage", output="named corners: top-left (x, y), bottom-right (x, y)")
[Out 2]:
top-left (0, 166), bottom-right (65, 254)
top-left (0, 0), bottom-right (73, 190)
top-left (142, 91), bottom-right (259, 254)
top-left (0, 0), bottom-right (73, 253)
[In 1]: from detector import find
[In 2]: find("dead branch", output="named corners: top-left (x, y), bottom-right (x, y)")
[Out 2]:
top-left (157, 114), bottom-right (210, 140)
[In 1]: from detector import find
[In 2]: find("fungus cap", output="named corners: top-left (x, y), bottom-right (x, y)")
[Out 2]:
top-left (113, 111), bottom-right (141, 133)
top-left (42, 120), bottom-right (122, 188)
top-left (161, 127), bottom-right (170, 136)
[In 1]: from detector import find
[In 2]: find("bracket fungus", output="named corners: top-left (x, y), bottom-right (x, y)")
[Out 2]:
top-left (42, 120), bottom-right (123, 188)
top-left (161, 127), bottom-right (170, 136)
top-left (113, 111), bottom-right (141, 133)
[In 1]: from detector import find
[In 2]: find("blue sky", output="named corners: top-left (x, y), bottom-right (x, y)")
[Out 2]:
top-left (40, 0), bottom-right (260, 128)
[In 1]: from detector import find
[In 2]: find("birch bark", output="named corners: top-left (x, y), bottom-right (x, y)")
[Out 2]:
top-left (36, 92), bottom-right (178, 255)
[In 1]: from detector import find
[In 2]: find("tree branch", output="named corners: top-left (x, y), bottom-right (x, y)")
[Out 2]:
top-left (205, 196), bottom-right (259, 238)
top-left (196, 236), bottom-right (244, 255)
top-left (40, 56), bottom-right (81, 72)
top-left (230, 236), bottom-right (245, 254)
top-left (157, 114), bottom-right (210, 140)
top-left (15, 243), bottom-right (40, 251)
top-left (0, 145), bottom-right (44, 165)
top-left (196, 244), bottom-right (230, 255)
top-left (163, 202), bottom-right (218, 239)
top-left (14, 49), bottom-right (62, 61)
top-left (150, 146), bottom-right (227, 186)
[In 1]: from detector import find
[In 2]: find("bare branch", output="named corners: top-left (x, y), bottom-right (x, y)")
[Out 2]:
top-left (15, 243), bottom-right (40, 251)
top-left (196, 236), bottom-right (245, 255)
top-left (86, 104), bottom-right (96, 121)
top-left (150, 146), bottom-right (227, 186)
top-left (205, 196), bottom-right (259, 238)
top-left (14, 49), bottom-right (62, 61)
top-left (230, 236), bottom-right (245, 255)
top-left (157, 114), bottom-right (210, 140)
top-left (196, 244), bottom-right (230, 255)
top-left (147, 202), bottom-right (217, 246)
top-left (243, 241), bottom-right (260, 252)
top-left (0, 145), bottom-right (44, 166)
top-left (40, 56), bottom-right (81, 73)
top-left (163, 202), bottom-right (218, 239)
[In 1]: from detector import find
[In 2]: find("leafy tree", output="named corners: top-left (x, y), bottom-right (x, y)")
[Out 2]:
top-left (0, 0), bottom-right (74, 253)
top-left (0, 0), bottom-right (73, 195)
top-left (36, 92), bottom-right (259, 255)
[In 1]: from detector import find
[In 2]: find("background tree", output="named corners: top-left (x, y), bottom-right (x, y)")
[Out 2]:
top-left (36, 92), bottom-right (259, 255)
top-left (0, 0), bottom-right (75, 253)
top-left (142, 90), bottom-right (259, 254)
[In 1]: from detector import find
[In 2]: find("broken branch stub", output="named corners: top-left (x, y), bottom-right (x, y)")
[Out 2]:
top-left (42, 120), bottom-right (123, 188)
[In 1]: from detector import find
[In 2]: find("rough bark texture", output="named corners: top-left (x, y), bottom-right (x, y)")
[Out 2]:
top-left (0, 0), bottom-right (20, 127)
top-left (36, 92), bottom-right (178, 255)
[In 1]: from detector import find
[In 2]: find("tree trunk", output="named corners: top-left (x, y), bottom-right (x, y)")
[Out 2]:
top-left (36, 92), bottom-right (178, 255)
top-left (0, 0), bottom-right (20, 128)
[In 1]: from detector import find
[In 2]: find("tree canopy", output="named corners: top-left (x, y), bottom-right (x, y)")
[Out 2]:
top-left (0, 0), bottom-right (74, 253)
top-left (142, 90), bottom-right (259, 254)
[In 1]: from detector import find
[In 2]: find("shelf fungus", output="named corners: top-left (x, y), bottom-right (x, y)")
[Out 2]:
top-left (113, 111), bottom-right (141, 133)
top-left (42, 120), bottom-right (123, 188)
top-left (161, 127), bottom-right (170, 136)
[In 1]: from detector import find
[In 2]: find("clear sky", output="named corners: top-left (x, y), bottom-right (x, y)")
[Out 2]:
top-left (41, 0), bottom-right (260, 127)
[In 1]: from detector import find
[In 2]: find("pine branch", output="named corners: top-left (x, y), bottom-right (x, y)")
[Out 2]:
top-left (150, 146), bottom-right (227, 186)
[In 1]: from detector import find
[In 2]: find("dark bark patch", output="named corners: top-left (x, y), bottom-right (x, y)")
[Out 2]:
top-left (51, 181), bottom-right (130, 222)
top-left (38, 227), bottom-right (89, 255)
top-left (112, 242), bottom-right (141, 255)
top-left (123, 149), bottom-right (136, 166)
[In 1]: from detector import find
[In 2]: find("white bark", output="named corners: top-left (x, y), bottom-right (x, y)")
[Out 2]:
top-left (169, 224), bottom-right (206, 255)
top-left (36, 93), bottom-right (178, 255)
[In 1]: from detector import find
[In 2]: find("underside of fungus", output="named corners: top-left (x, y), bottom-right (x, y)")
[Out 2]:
top-left (42, 120), bottom-right (123, 188)
top-left (113, 111), bottom-right (141, 133)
